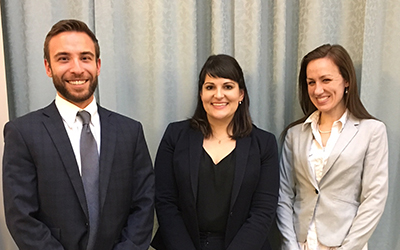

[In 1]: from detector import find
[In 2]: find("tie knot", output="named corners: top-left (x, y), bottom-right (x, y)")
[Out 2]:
top-left (77, 110), bottom-right (91, 125)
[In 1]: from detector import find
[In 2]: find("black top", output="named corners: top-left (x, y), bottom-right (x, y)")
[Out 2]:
top-left (196, 148), bottom-right (236, 233)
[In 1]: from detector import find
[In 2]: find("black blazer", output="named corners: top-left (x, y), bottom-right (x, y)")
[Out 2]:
top-left (151, 120), bottom-right (279, 250)
top-left (3, 102), bottom-right (155, 250)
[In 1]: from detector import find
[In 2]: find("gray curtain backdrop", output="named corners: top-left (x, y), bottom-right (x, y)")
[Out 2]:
top-left (1, 1), bottom-right (399, 249)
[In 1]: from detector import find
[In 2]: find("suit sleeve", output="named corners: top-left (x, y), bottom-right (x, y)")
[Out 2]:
top-left (112, 122), bottom-right (155, 250)
top-left (153, 124), bottom-right (197, 250)
top-left (276, 130), bottom-right (302, 250)
top-left (338, 122), bottom-right (388, 250)
top-left (226, 132), bottom-right (280, 250)
top-left (2, 121), bottom-right (65, 250)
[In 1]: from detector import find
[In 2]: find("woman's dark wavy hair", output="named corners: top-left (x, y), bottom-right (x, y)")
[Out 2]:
top-left (281, 44), bottom-right (375, 140)
top-left (190, 54), bottom-right (252, 139)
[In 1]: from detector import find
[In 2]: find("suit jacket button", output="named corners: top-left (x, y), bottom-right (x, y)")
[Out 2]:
top-left (315, 189), bottom-right (319, 194)
top-left (230, 212), bottom-right (233, 217)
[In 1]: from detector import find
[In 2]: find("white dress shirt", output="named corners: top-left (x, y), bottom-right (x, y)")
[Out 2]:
top-left (55, 94), bottom-right (101, 175)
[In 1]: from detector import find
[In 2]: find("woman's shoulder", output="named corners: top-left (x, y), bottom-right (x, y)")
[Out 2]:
top-left (163, 119), bottom-right (191, 133)
top-left (162, 119), bottom-right (199, 139)
top-left (286, 122), bottom-right (304, 135)
top-left (248, 125), bottom-right (279, 155)
top-left (167, 119), bottom-right (191, 128)
top-left (250, 125), bottom-right (277, 141)
top-left (349, 114), bottom-right (386, 130)
top-left (358, 117), bottom-right (385, 126)
top-left (356, 118), bottom-right (387, 136)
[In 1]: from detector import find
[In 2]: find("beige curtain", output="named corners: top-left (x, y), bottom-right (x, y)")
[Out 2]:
top-left (0, 6), bottom-right (16, 250)
top-left (1, 1), bottom-right (399, 249)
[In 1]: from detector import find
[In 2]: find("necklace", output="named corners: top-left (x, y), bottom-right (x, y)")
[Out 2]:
top-left (318, 128), bottom-right (331, 134)
top-left (213, 135), bottom-right (230, 144)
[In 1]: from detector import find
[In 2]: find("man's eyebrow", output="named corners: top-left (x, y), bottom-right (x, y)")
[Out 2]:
top-left (81, 51), bottom-right (95, 56)
top-left (53, 52), bottom-right (70, 57)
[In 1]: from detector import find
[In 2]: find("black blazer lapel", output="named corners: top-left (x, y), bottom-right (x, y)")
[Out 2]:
top-left (189, 129), bottom-right (203, 202)
top-left (42, 102), bottom-right (89, 218)
top-left (97, 106), bottom-right (117, 210)
top-left (230, 136), bottom-right (251, 210)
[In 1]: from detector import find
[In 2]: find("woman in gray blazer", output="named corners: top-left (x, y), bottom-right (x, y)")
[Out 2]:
top-left (277, 44), bottom-right (388, 250)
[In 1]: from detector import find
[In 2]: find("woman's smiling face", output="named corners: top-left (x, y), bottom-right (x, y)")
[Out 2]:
top-left (200, 75), bottom-right (244, 124)
top-left (306, 57), bottom-right (349, 119)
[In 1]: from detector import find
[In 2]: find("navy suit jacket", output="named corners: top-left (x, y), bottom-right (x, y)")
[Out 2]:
top-left (3, 102), bottom-right (154, 250)
top-left (151, 120), bottom-right (279, 250)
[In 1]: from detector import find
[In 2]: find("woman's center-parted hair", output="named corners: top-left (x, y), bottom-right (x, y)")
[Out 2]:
top-left (298, 44), bottom-right (357, 116)
top-left (191, 54), bottom-right (253, 139)
top-left (281, 44), bottom-right (375, 142)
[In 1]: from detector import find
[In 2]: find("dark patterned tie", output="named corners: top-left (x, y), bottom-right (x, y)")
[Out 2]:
top-left (77, 110), bottom-right (99, 250)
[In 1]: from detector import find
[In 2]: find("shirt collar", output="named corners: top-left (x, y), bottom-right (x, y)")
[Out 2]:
top-left (55, 94), bottom-right (98, 128)
top-left (302, 109), bottom-right (349, 132)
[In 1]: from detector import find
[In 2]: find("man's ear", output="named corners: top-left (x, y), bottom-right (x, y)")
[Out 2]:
top-left (44, 59), bottom-right (52, 77)
top-left (96, 58), bottom-right (101, 76)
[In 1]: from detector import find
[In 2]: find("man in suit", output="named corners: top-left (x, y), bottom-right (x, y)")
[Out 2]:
top-left (2, 19), bottom-right (154, 250)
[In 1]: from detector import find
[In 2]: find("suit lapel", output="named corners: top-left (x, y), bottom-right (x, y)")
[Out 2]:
top-left (97, 106), bottom-right (117, 210)
top-left (189, 129), bottom-right (204, 202)
top-left (322, 115), bottom-right (359, 178)
top-left (42, 102), bottom-right (89, 218)
top-left (299, 125), bottom-right (319, 189)
top-left (230, 136), bottom-right (251, 210)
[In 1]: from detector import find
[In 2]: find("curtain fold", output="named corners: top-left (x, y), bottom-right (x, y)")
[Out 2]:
top-left (360, 1), bottom-right (400, 249)
top-left (1, 1), bottom-right (399, 249)
top-left (0, 6), bottom-right (16, 250)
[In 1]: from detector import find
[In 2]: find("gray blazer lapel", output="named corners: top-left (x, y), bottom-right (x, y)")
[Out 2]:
top-left (42, 102), bottom-right (89, 218)
top-left (98, 106), bottom-right (117, 209)
top-left (230, 136), bottom-right (251, 210)
top-left (322, 115), bottom-right (359, 178)
top-left (189, 130), bottom-right (203, 202)
top-left (299, 124), bottom-right (319, 189)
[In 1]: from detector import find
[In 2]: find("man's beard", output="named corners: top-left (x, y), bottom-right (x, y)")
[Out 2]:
top-left (53, 74), bottom-right (98, 104)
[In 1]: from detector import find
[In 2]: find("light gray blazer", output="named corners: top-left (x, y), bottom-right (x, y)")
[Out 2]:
top-left (277, 113), bottom-right (388, 250)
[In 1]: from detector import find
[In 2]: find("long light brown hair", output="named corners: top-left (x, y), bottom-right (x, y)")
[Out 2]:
top-left (281, 44), bottom-right (375, 140)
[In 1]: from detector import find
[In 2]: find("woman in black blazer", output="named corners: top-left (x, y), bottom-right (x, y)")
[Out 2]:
top-left (151, 54), bottom-right (279, 250)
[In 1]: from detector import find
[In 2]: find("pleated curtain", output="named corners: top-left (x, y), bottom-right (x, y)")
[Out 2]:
top-left (1, 1), bottom-right (399, 249)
